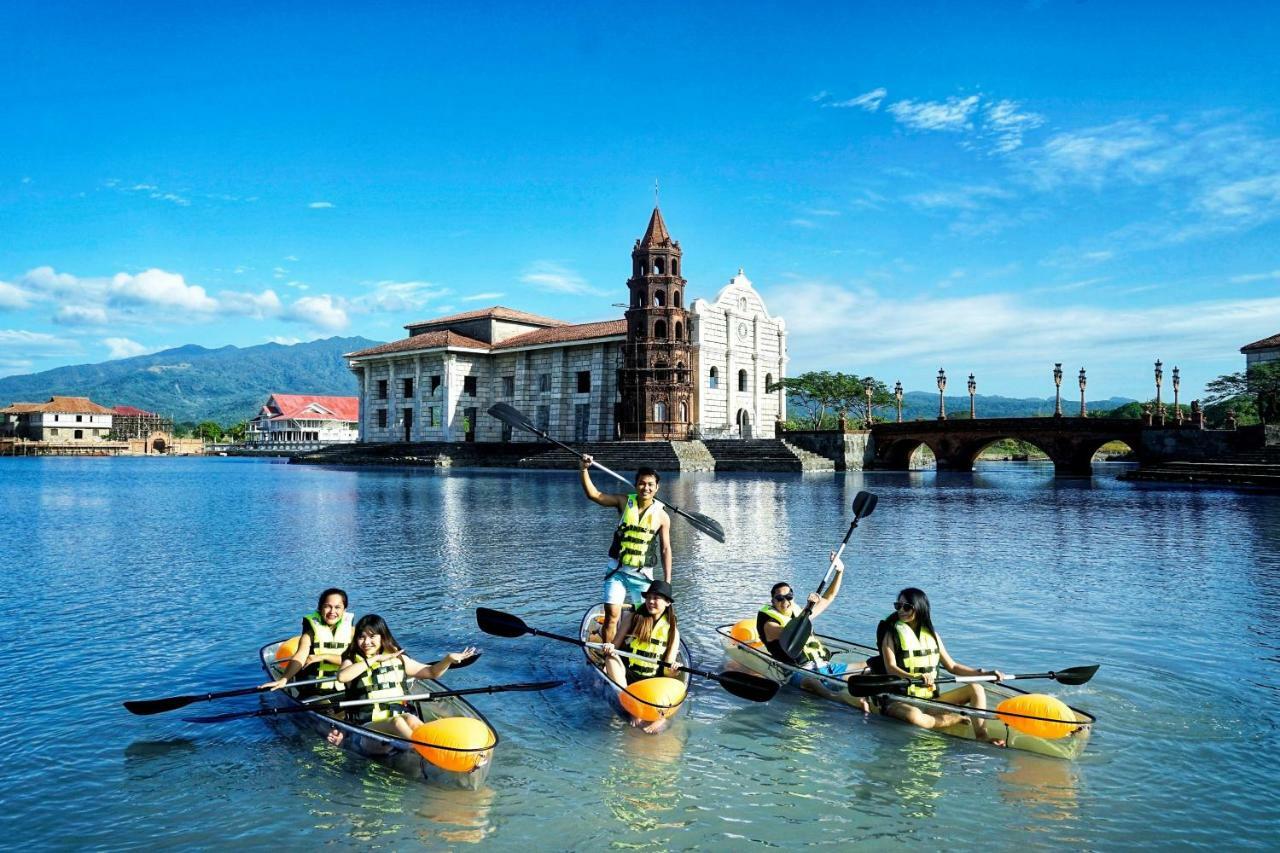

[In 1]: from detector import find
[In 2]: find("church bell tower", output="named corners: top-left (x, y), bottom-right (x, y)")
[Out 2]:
top-left (618, 207), bottom-right (695, 440)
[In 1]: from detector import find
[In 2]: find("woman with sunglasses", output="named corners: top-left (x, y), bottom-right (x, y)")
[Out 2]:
top-left (877, 587), bottom-right (1008, 743)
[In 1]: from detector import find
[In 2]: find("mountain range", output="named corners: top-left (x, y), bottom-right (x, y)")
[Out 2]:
top-left (0, 336), bottom-right (380, 424)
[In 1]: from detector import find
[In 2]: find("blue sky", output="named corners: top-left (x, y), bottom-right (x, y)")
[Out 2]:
top-left (2, 1), bottom-right (1278, 399)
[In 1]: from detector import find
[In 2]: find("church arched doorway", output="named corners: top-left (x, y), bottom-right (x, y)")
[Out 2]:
top-left (736, 408), bottom-right (752, 439)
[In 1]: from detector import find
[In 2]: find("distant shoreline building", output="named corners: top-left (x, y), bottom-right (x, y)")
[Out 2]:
top-left (111, 406), bottom-right (173, 441)
top-left (245, 393), bottom-right (360, 450)
top-left (1242, 332), bottom-right (1280, 368)
top-left (345, 207), bottom-right (786, 444)
top-left (1, 396), bottom-right (114, 442)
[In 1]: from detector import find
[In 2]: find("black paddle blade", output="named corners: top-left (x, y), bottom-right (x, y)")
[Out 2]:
top-left (488, 402), bottom-right (537, 433)
top-left (676, 507), bottom-right (725, 543)
top-left (475, 607), bottom-right (532, 638)
top-left (1051, 664), bottom-right (1099, 686)
top-left (846, 673), bottom-right (908, 697)
top-left (124, 695), bottom-right (198, 716)
top-left (717, 671), bottom-right (780, 703)
top-left (852, 490), bottom-right (878, 519)
top-left (451, 650), bottom-right (482, 668)
top-left (776, 616), bottom-right (813, 664)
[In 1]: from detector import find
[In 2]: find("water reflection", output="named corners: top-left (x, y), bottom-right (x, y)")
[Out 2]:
top-left (998, 752), bottom-right (1079, 821)
top-left (411, 785), bottom-right (496, 845)
top-left (601, 722), bottom-right (690, 832)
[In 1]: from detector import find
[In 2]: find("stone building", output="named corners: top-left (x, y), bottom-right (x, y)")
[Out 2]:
top-left (0, 396), bottom-right (113, 441)
top-left (345, 207), bottom-right (786, 444)
top-left (1242, 332), bottom-right (1280, 368)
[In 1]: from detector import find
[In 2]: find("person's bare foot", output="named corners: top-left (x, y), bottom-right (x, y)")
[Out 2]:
top-left (642, 717), bottom-right (669, 734)
top-left (326, 728), bottom-right (344, 746)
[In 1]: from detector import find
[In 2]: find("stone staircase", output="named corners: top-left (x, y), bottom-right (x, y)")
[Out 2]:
top-left (1122, 443), bottom-right (1280, 488)
top-left (516, 441), bottom-right (686, 472)
top-left (702, 438), bottom-right (836, 472)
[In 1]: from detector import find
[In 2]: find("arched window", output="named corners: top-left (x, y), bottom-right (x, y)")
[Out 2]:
top-left (765, 373), bottom-right (773, 392)
top-left (635, 260), bottom-right (644, 277)
top-left (672, 260), bottom-right (679, 276)
top-left (656, 362), bottom-right (669, 383)
top-left (654, 401), bottom-right (667, 422)
top-left (709, 366), bottom-right (719, 389)
top-left (673, 321), bottom-right (683, 341)
top-left (739, 369), bottom-right (748, 392)
top-left (679, 401), bottom-right (688, 422)
top-left (631, 290), bottom-right (641, 308)
top-left (673, 289), bottom-right (682, 309)
top-left (676, 361), bottom-right (686, 383)
top-left (654, 319), bottom-right (667, 339)
top-left (654, 290), bottom-right (666, 307)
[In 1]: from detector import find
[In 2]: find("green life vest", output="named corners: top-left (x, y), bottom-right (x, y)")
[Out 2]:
top-left (622, 606), bottom-right (673, 679)
top-left (615, 493), bottom-right (660, 571)
top-left (892, 620), bottom-right (940, 699)
top-left (347, 655), bottom-right (407, 723)
top-left (758, 605), bottom-right (828, 664)
top-left (303, 612), bottom-right (355, 690)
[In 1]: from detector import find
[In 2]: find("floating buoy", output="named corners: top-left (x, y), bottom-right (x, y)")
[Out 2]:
top-left (274, 636), bottom-right (301, 664)
top-left (412, 717), bottom-right (496, 772)
top-left (996, 693), bottom-right (1077, 740)
top-left (730, 619), bottom-right (759, 644)
top-left (619, 676), bottom-right (687, 722)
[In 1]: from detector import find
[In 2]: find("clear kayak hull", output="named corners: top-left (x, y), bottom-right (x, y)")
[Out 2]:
top-left (259, 639), bottom-right (499, 788)
top-left (578, 604), bottom-right (692, 729)
top-left (715, 624), bottom-right (1094, 760)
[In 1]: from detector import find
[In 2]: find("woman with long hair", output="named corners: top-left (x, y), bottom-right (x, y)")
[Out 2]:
top-left (261, 587), bottom-right (354, 696)
top-left (877, 587), bottom-right (1008, 743)
top-left (599, 580), bottom-right (681, 689)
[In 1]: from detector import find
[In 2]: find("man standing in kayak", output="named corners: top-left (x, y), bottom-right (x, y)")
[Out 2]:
top-left (581, 456), bottom-right (672, 646)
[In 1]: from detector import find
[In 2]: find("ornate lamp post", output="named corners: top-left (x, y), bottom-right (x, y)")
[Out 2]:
top-left (967, 373), bottom-right (976, 418)
top-left (936, 368), bottom-right (947, 421)
top-left (1172, 366), bottom-right (1182, 425)
top-left (894, 380), bottom-right (903, 423)
top-left (1154, 359), bottom-right (1165, 426)
top-left (1078, 367), bottom-right (1087, 417)
top-left (864, 383), bottom-right (874, 428)
top-left (1053, 363), bottom-right (1064, 418)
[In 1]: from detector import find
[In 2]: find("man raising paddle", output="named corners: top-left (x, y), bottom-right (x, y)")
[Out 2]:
top-left (581, 456), bottom-right (672, 645)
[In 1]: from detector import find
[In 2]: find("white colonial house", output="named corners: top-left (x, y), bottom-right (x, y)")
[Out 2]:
top-left (0, 396), bottom-right (114, 441)
top-left (245, 394), bottom-right (360, 450)
top-left (346, 208), bottom-right (787, 445)
top-left (691, 269), bottom-right (787, 438)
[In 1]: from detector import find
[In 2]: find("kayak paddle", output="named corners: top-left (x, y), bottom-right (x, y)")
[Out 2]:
top-left (124, 651), bottom-right (481, 716)
top-left (182, 680), bottom-right (564, 724)
top-left (487, 402), bottom-right (725, 543)
top-left (475, 606), bottom-right (778, 703)
top-left (777, 491), bottom-right (878, 663)
top-left (846, 665), bottom-right (1100, 698)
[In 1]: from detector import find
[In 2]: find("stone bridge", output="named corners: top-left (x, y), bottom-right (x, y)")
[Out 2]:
top-left (869, 417), bottom-right (1147, 474)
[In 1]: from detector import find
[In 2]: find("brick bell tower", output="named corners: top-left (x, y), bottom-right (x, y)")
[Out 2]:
top-left (618, 207), bottom-right (696, 440)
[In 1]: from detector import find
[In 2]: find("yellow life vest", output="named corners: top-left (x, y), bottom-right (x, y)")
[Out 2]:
top-left (892, 621), bottom-right (940, 699)
top-left (615, 494), bottom-right (661, 570)
top-left (348, 655), bottom-right (407, 723)
top-left (622, 607), bottom-right (673, 679)
top-left (303, 612), bottom-right (355, 690)
top-left (758, 606), bottom-right (828, 664)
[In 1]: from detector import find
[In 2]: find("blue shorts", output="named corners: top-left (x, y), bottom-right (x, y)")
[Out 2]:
top-left (789, 660), bottom-right (849, 686)
top-left (602, 567), bottom-right (653, 606)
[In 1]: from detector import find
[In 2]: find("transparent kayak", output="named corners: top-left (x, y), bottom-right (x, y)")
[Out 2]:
top-left (716, 624), bottom-right (1095, 760)
top-left (259, 639), bottom-right (499, 788)
top-left (578, 604), bottom-right (692, 729)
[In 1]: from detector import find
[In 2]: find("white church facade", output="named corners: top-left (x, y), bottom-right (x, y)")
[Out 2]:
top-left (345, 208), bottom-right (786, 444)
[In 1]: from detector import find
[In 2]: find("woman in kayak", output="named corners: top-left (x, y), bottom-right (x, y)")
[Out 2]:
top-left (261, 587), bottom-right (355, 696)
top-left (876, 587), bottom-right (1008, 744)
top-left (599, 580), bottom-right (681, 689)
top-left (329, 614), bottom-right (477, 744)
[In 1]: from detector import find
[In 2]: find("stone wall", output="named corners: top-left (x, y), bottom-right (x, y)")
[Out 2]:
top-left (1139, 427), bottom-right (1255, 462)
top-left (780, 429), bottom-right (874, 470)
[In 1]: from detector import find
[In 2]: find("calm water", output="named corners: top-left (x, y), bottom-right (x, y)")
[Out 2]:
top-left (2, 457), bottom-right (1277, 850)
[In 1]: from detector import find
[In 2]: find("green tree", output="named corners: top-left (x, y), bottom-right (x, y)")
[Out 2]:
top-left (768, 371), bottom-right (867, 429)
top-left (195, 421), bottom-right (224, 442)
top-left (1205, 362), bottom-right (1280, 423)
top-left (858, 376), bottom-right (896, 425)
top-left (224, 420), bottom-right (248, 442)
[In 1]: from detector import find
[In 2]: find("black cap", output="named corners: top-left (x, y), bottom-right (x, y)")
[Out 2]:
top-left (645, 580), bottom-right (674, 602)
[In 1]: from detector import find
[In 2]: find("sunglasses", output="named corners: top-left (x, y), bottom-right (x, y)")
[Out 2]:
top-left (773, 593), bottom-right (794, 602)
top-left (894, 600), bottom-right (914, 611)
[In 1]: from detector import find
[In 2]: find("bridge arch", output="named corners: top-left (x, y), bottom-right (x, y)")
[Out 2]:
top-left (960, 436), bottom-right (1053, 469)
top-left (878, 437), bottom-right (940, 470)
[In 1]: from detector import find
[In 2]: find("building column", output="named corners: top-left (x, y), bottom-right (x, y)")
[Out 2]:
top-left (724, 311), bottom-right (736, 433)
top-left (590, 344), bottom-right (606, 440)
top-left (359, 365), bottom-right (369, 441)
top-left (550, 348), bottom-right (566, 440)
top-left (441, 354), bottom-right (457, 442)
top-left (414, 356), bottom-right (423, 441)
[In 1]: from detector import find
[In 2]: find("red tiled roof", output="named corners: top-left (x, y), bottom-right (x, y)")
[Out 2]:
top-left (403, 306), bottom-right (567, 331)
top-left (494, 319), bottom-right (627, 349)
top-left (346, 330), bottom-right (491, 358)
top-left (112, 405), bottom-right (158, 417)
top-left (638, 207), bottom-right (672, 247)
top-left (1241, 332), bottom-right (1280, 352)
top-left (0, 396), bottom-right (112, 415)
top-left (263, 394), bottom-right (360, 422)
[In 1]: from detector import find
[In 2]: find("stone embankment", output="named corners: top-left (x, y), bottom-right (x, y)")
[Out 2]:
top-left (1121, 443), bottom-right (1280, 489)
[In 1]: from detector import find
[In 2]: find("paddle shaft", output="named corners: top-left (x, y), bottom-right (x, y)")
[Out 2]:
top-left (538, 627), bottom-right (727, 685)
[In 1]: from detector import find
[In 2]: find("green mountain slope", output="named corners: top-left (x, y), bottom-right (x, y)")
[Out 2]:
top-left (0, 336), bottom-right (381, 424)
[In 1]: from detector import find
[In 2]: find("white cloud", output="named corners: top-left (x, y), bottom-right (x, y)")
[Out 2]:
top-left (109, 269), bottom-right (217, 312)
top-left (273, 267), bottom-right (287, 279)
top-left (20, 266), bottom-right (81, 297)
top-left (283, 255), bottom-right (299, 262)
top-left (284, 295), bottom-right (348, 331)
top-left (0, 329), bottom-right (80, 353)
top-left (520, 262), bottom-right (600, 295)
top-left (1230, 270), bottom-right (1280, 284)
top-left (54, 305), bottom-right (109, 325)
top-left (905, 184), bottom-right (1013, 211)
top-left (790, 218), bottom-right (817, 228)
top-left (827, 87), bottom-right (887, 111)
top-left (0, 280), bottom-right (31, 310)
top-left (982, 100), bottom-right (1045, 153)
top-left (103, 337), bottom-right (155, 359)
top-left (308, 201), bottom-right (334, 209)
top-left (461, 291), bottom-right (504, 302)
top-left (219, 289), bottom-right (283, 319)
top-left (888, 95), bottom-right (980, 132)
top-left (353, 280), bottom-right (449, 313)
top-left (1197, 174), bottom-right (1280, 218)
top-left (268, 336), bottom-right (303, 345)
top-left (1027, 119), bottom-right (1166, 189)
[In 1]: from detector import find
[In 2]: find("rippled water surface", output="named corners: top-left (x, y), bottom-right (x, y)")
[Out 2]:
top-left (3, 457), bottom-right (1277, 850)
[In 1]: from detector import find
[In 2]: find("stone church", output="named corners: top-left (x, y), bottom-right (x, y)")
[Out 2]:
top-left (345, 207), bottom-right (787, 444)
